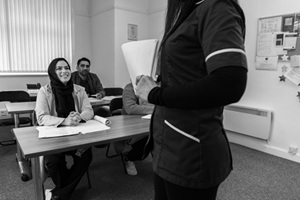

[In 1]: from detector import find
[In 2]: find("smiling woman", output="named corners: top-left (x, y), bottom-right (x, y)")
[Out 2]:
top-left (35, 57), bottom-right (94, 199)
top-left (55, 61), bottom-right (72, 85)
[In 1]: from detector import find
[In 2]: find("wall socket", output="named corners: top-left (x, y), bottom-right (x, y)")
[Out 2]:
top-left (288, 145), bottom-right (298, 155)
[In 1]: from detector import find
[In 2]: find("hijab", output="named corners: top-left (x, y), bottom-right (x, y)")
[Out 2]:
top-left (48, 58), bottom-right (75, 118)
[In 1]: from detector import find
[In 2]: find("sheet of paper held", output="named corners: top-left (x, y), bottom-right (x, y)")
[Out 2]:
top-left (37, 118), bottom-right (111, 138)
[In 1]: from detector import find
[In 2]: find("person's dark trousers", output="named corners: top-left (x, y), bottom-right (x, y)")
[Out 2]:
top-left (44, 148), bottom-right (93, 200)
top-left (154, 173), bottom-right (219, 200)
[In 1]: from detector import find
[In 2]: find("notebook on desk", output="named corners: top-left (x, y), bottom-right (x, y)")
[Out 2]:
top-left (121, 39), bottom-right (159, 94)
top-left (37, 119), bottom-right (110, 138)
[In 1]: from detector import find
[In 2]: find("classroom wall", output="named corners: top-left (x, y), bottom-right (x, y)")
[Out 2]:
top-left (88, 0), bottom-right (149, 88)
top-left (227, 0), bottom-right (300, 162)
top-left (114, 5), bottom-right (149, 88)
top-left (89, 0), bottom-right (115, 87)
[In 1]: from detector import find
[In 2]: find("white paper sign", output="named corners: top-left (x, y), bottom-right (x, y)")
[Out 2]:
top-left (121, 39), bottom-right (159, 93)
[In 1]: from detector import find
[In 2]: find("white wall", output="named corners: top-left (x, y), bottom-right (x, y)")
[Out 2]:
top-left (225, 0), bottom-right (300, 163)
top-left (73, 0), bottom-right (92, 67)
top-left (114, 8), bottom-right (149, 88)
top-left (89, 0), bottom-right (149, 88)
top-left (90, 10), bottom-right (115, 87)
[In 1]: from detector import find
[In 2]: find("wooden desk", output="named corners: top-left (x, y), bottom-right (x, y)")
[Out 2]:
top-left (5, 101), bottom-right (36, 181)
top-left (5, 102), bottom-right (36, 128)
top-left (13, 115), bottom-right (150, 200)
top-left (4, 97), bottom-right (116, 182)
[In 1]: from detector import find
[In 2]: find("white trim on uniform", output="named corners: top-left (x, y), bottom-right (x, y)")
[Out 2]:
top-left (164, 120), bottom-right (201, 143)
top-left (205, 48), bottom-right (246, 62)
top-left (195, 0), bottom-right (205, 5)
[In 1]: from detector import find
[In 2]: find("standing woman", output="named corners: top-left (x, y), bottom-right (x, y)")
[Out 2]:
top-left (35, 58), bottom-right (94, 200)
top-left (136, 0), bottom-right (247, 199)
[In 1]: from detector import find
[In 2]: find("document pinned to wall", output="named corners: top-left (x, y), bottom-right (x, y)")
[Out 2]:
top-left (256, 13), bottom-right (300, 71)
top-left (121, 39), bottom-right (159, 93)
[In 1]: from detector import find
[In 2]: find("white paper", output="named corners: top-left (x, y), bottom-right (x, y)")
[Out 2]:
top-left (255, 56), bottom-right (278, 70)
top-left (283, 33), bottom-right (298, 49)
top-left (258, 17), bottom-right (282, 33)
top-left (37, 119), bottom-right (110, 138)
top-left (121, 39), bottom-right (159, 93)
top-left (94, 115), bottom-right (111, 126)
top-left (102, 96), bottom-right (120, 101)
top-left (256, 33), bottom-right (277, 57)
top-left (290, 55), bottom-right (300, 67)
top-left (141, 114), bottom-right (151, 120)
top-left (285, 67), bottom-right (300, 85)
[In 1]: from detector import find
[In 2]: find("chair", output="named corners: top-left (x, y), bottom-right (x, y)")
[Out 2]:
top-left (104, 87), bottom-right (123, 96)
top-left (26, 83), bottom-right (40, 101)
top-left (0, 91), bottom-right (32, 146)
top-left (109, 97), bottom-right (123, 116)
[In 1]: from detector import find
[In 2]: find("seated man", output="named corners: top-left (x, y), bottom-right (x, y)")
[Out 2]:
top-left (72, 57), bottom-right (110, 117)
top-left (72, 57), bottom-right (105, 99)
top-left (113, 82), bottom-right (154, 175)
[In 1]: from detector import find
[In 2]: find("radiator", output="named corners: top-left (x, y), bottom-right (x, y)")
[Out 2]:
top-left (223, 104), bottom-right (272, 140)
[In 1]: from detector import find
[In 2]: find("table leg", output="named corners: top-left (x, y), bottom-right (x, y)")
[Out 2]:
top-left (31, 157), bottom-right (45, 200)
top-left (16, 141), bottom-right (32, 181)
top-left (14, 113), bottom-right (19, 128)
top-left (15, 113), bottom-right (32, 181)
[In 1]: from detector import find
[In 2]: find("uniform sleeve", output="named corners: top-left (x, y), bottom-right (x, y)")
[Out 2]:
top-left (148, 66), bottom-right (247, 109)
top-left (199, 0), bottom-right (247, 73)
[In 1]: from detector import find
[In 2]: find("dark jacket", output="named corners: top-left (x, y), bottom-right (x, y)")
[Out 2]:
top-left (71, 71), bottom-right (105, 97)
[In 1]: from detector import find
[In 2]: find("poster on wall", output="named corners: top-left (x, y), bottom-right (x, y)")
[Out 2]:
top-left (256, 13), bottom-right (300, 71)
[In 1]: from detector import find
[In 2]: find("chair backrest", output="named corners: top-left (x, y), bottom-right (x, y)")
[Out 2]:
top-left (0, 91), bottom-right (31, 102)
top-left (109, 97), bottom-right (123, 116)
top-left (104, 87), bottom-right (123, 96)
top-left (26, 83), bottom-right (41, 89)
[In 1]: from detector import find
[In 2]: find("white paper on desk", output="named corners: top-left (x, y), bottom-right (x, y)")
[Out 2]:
top-left (37, 120), bottom-right (110, 138)
top-left (88, 97), bottom-right (103, 104)
top-left (94, 115), bottom-right (111, 126)
top-left (102, 96), bottom-right (119, 101)
top-left (37, 126), bottom-right (80, 138)
top-left (121, 39), bottom-right (159, 94)
top-left (76, 120), bottom-right (110, 134)
top-left (141, 114), bottom-right (151, 119)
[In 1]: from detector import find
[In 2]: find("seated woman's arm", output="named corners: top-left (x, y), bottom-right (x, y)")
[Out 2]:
top-left (35, 87), bottom-right (65, 126)
top-left (77, 88), bottom-right (94, 121)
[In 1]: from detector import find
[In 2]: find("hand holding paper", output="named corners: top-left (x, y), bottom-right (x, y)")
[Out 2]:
top-left (136, 75), bottom-right (158, 102)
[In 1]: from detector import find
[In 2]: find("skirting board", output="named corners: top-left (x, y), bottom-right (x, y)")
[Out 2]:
top-left (226, 131), bottom-right (300, 163)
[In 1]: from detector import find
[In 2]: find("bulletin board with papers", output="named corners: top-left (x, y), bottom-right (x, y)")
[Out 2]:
top-left (256, 12), bottom-right (300, 85)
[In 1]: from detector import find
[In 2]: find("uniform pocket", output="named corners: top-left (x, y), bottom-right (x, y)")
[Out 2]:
top-left (164, 120), bottom-right (200, 143)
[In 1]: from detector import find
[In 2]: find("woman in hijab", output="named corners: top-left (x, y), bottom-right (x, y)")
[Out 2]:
top-left (35, 58), bottom-right (94, 200)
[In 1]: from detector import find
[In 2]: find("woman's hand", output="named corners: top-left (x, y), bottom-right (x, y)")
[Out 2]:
top-left (62, 111), bottom-right (81, 126)
top-left (136, 75), bottom-right (157, 102)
